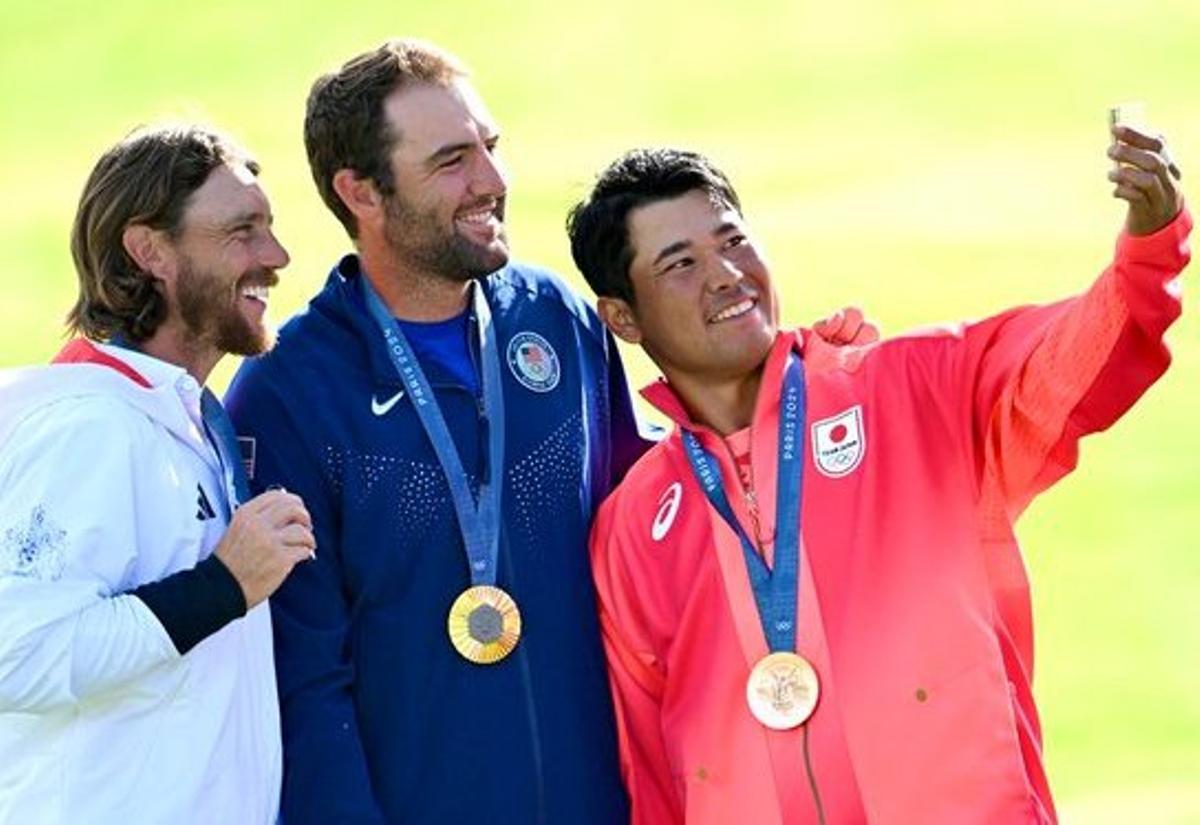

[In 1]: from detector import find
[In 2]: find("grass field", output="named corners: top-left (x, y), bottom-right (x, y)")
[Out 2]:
top-left (2, 1), bottom-right (1197, 820)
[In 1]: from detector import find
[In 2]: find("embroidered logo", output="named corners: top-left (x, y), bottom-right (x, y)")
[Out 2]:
top-left (651, 482), bottom-right (683, 541)
top-left (506, 332), bottom-right (560, 393)
top-left (1, 505), bottom-right (67, 580)
top-left (238, 436), bottom-right (257, 480)
top-left (196, 484), bottom-right (217, 521)
top-left (371, 389), bottom-right (405, 417)
top-left (811, 405), bottom-right (866, 478)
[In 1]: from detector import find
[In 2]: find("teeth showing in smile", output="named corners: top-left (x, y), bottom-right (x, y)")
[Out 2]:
top-left (710, 298), bottom-right (755, 323)
top-left (242, 284), bottom-right (270, 304)
top-left (457, 206), bottom-right (498, 225)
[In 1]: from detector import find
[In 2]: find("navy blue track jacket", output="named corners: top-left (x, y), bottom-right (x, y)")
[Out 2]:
top-left (225, 256), bottom-right (645, 824)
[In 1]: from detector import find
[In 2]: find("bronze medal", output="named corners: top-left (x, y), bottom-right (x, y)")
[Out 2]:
top-left (746, 651), bottom-right (820, 729)
top-left (447, 585), bottom-right (522, 664)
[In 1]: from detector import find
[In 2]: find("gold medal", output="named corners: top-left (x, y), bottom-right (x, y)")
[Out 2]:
top-left (746, 651), bottom-right (820, 729)
top-left (447, 585), bottom-right (522, 664)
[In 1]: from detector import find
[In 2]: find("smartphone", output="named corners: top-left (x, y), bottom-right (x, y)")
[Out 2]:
top-left (1109, 102), bottom-right (1145, 131)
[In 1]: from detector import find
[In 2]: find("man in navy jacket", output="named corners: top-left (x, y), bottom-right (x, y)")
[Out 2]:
top-left (226, 40), bottom-right (644, 824)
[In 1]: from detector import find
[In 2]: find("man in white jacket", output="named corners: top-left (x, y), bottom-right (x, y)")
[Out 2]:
top-left (0, 124), bottom-right (315, 823)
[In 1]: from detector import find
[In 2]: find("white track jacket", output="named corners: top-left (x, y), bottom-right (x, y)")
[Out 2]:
top-left (0, 347), bottom-right (280, 824)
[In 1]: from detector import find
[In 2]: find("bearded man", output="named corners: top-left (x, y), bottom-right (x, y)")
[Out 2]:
top-left (0, 124), bottom-right (315, 824)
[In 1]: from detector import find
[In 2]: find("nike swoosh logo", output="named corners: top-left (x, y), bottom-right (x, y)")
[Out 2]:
top-left (371, 390), bottom-right (405, 416)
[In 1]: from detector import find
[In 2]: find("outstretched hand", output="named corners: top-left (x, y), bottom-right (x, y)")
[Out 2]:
top-left (1108, 125), bottom-right (1183, 236)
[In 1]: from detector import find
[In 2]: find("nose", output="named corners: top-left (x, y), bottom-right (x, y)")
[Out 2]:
top-left (261, 229), bottom-right (291, 271)
top-left (472, 145), bottom-right (508, 199)
top-left (706, 256), bottom-right (744, 293)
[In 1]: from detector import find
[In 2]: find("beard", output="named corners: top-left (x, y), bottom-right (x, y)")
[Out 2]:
top-left (176, 257), bottom-right (278, 357)
top-left (382, 188), bottom-right (509, 283)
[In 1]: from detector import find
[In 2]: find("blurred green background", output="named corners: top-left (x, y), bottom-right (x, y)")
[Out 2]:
top-left (2, 1), bottom-right (1197, 820)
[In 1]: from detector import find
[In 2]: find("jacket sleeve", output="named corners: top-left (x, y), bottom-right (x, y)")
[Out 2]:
top-left (589, 495), bottom-right (683, 825)
top-left (948, 208), bottom-right (1191, 532)
top-left (0, 402), bottom-right (178, 712)
top-left (226, 365), bottom-right (386, 825)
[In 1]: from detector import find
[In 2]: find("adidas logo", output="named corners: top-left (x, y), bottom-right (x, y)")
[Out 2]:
top-left (196, 484), bottom-right (216, 521)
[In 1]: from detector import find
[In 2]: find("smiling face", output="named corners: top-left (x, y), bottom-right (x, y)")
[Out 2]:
top-left (378, 79), bottom-right (509, 282)
top-left (168, 162), bottom-right (289, 356)
top-left (616, 189), bottom-right (779, 387)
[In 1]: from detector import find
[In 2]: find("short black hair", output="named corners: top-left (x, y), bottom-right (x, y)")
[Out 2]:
top-left (566, 148), bottom-right (741, 304)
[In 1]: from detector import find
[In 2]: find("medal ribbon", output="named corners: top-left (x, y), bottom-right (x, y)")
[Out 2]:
top-left (101, 336), bottom-right (248, 518)
top-left (200, 388), bottom-right (252, 518)
top-left (361, 277), bottom-right (506, 588)
top-left (681, 353), bottom-right (805, 653)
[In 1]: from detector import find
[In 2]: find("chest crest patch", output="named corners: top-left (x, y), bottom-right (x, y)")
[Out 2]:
top-left (506, 331), bottom-right (561, 393)
top-left (811, 405), bottom-right (865, 478)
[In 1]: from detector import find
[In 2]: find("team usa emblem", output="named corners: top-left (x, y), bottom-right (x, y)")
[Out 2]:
top-left (506, 332), bottom-right (560, 393)
top-left (811, 405), bottom-right (865, 478)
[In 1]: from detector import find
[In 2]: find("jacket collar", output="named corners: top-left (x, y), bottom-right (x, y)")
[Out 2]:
top-left (317, 253), bottom-right (495, 392)
top-left (639, 330), bottom-right (807, 437)
top-left (0, 340), bottom-right (215, 469)
top-left (52, 338), bottom-right (152, 387)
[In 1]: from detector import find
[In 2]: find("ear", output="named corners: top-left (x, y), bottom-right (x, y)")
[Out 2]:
top-left (121, 224), bottom-right (174, 280)
top-left (332, 169), bottom-right (384, 227)
top-left (597, 296), bottom-right (643, 345)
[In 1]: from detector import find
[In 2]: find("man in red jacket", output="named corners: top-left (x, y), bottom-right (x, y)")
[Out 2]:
top-left (565, 123), bottom-right (1187, 824)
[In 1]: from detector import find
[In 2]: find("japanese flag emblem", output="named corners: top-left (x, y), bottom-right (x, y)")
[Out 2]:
top-left (811, 405), bottom-right (865, 478)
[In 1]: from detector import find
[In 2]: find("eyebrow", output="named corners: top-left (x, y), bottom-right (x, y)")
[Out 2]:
top-left (650, 221), bottom-right (741, 267)
top-left (427, 142), bottom-right (475, 166)
top-left (712, 220), bottom-right (740, 237)
top-left (652, 240), bottom-right (691, 268)
top-left (220, 210), bottom-right (269, 231)
top-left (425, 129), bottom-right (500, 167)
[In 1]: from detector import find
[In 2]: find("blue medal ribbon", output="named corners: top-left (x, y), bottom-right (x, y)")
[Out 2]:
top-left (108, 335), bottom-right (248, 518)
top-left (361, 277), bottom-right (506, 588)
top-left (681, 353), bottom-right (806, 653)
top-left (200, 389), bottom-right (251, 518)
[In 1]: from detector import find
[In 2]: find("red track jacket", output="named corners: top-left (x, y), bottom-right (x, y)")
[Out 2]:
top-left (590, 209), bottom-right (1191, 824)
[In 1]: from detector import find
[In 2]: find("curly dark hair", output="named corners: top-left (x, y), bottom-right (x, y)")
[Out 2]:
top-left (67, 123), bottom-right (257, 342)
top-left (566, 147), bottom-right (741, 306)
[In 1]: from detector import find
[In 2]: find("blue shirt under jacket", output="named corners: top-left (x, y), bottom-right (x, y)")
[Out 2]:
top-left (225, 256), bottom-right (646, 824)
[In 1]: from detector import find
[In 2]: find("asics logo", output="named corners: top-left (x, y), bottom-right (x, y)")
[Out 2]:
top-left (371, 389), bottom-right (405, 416)
top-left (651, 482), bottom-right (683, 541)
